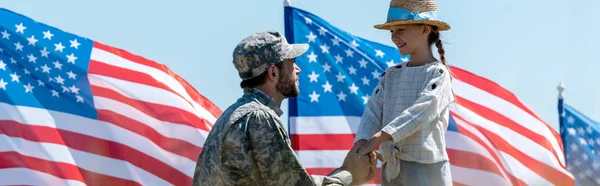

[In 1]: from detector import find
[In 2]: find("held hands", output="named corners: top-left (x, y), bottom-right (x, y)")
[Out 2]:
top-left (340, 143), bottom-right (377, 185)
top-left (356, 131), bottom-right (392, 161)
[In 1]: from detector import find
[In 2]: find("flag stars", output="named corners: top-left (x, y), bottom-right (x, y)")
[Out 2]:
top-left (51, 89), bottom-right (59, 97)
top-left (337, 91), bottom-right (347, 101)
top-left (9, 58), bottom-right (16, 64)
top-left (322, 81), bottom-right (333, 93)
top-left (1, 30), bottom-right (9, 39)
top-left (372, 70), bottom-right (381, 79)
top-left (43, 30), bottom-right (54, 40)
top-left (66, 53), bottom-right (78, 64)
top-left (53, 61), bottom-right (63, 69)
top-left (567, 116), bottom-right (575, 124)
top-left (76, 95), bottom-right (84, 103)
top-left (320, 44), bottom-right (330, 54)
top-left (23, 69), bottom-right (31, 75)
top-left (307, 51), bottom-right (317, 63)
top-left (37, 79), bottom-right (44, 86)
top-left (23, 83), bottom-right (34, 93)
top-left (578, 127), bottom-right (586, 135)
top-left (304, 17), bottom-right (313, 24)
top-left (309, 91), bottom-right (320, 102)
top-left (69, 85), bottom-right (80, 94)
top-left (321, 63), bottom-right (331, 73)
top-left (336, 72), bottom-right (346, 82)
top-left (570, 143), bottom-right (578, 152)
top-left (308, 71), bottom-right (319, 83)
top-left (15, 23), bottom-right (26, 34)
top-left (375, 49), bottom-right (385, 58)
top-left (348, 66), bottom-right (357, 75)
top-left (567, 128), bottom-right (576, 136)
top-left (334, 54), bottom-right (343, 64)
top-left (55, 76), bottom-right (65, 84)
top-left (27, 54), bottom-right (37, 63)
top-left (579, 137), bottom-right (587, 146)
top-left (361, 76), bottom-right (370, 86)
top-left (362, 95), bottom-right (369, 105)
top-left (386, 59), bottom-right (395, 67)
top-left (67, 71), bottom-right (77, 79)
top-left (345, 49), bottom-right (354, 57)
top-left (70, 39), bottom-right (81, 49)
top-left (359, 59), bottom-right (368, 68)
top-left (14, 42), bottom-right (24, 51)
top-left (349, 83), bottom-right (359, 95)
top-left (61, 85), bottom-right (70, 93)
top-left (351, 40), bottom-right (359, 48)
top-left (318, 27), bottom-right (328, 35)
top-left (54, 42), bottom-right (65, 52)
top-left (40, 47), bottom-right (50, 58)
top-left (331, 37), bottom-right (341, 46)
top-left (27, 35), bottom-right (38, 46)
top-left (0, 79), bottom-right (7, 90)
top-left (0, 60), bottom-right (6, 70)
top-left (10, 72), bottom-right (20, 82)
top-left (306, 32), bottom-right (317, 43)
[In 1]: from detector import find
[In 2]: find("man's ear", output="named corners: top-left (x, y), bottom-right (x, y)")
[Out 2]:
top-left (267, 65), bottom-right (279, 81)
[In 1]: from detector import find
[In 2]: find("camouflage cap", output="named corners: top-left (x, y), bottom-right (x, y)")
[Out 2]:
top-left (232, 31), bottom-right (309, 80)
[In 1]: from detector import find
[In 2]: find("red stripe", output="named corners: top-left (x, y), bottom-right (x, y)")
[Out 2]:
top-left (92, 42), bottom-right (222, 118)
top-left (305, 168), bottom-right (382, 184)
top-left (447, 149), bottom-right (504, 179)
top-left (449, 121), bottom-right (526, 186)
top-left (450, 66), bottom-right (564, 157)
top-left (97, 109), bottom-right (202, 161)
top-left (88, 62), bottom-right (213, 131)
top-left (91, 85), bottom-right (211, 132)
top-left (451, 113), bottom-right (574, 186)
top-left (290, 134), bottom-right (355, 150)
top-left (0, 152), bottom-right (139, 186)
top-left (455, 96), bottom-right (563, 166)
top-left (452, 181), bottom-right (469, 186)
top-left (0, 120), bottom-right (192, 186)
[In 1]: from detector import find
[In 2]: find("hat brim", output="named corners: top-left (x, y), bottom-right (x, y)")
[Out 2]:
top-left (374, 20), bottom-right (450, 31)
top-left (283, 43), bottom-right (309, 60)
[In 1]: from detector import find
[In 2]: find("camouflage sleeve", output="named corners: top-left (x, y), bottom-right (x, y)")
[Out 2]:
top-left (246, 110), bottom-right (353, 186)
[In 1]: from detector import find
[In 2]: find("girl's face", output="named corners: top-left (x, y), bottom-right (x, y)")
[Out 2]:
top-left (390, 24), bottom-right (431, 56)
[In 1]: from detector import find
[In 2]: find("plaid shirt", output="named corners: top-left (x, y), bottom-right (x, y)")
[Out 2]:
top-left (355, 61), bottom-right (455, 181)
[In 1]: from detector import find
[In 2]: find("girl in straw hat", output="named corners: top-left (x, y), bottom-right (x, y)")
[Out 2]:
top-left (353, 0), bottom-right (455, 185)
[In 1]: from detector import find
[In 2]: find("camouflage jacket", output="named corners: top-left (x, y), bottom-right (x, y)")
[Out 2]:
top-left (193, 88), bottom-right (353, 186)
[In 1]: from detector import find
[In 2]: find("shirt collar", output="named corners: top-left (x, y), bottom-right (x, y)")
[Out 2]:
top-left (244, 88), bottom-right (283, 116)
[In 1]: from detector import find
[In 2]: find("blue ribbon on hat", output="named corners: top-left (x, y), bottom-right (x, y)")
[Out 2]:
top-left (387, 7), bottom-right (437, 21)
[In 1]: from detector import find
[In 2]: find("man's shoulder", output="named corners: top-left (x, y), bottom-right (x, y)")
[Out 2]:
top-left (217, 96), bottom-right (276, 124)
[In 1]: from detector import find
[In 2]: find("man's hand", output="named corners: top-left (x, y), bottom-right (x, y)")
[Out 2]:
top-left (340, 143), bottom-right (376, 185)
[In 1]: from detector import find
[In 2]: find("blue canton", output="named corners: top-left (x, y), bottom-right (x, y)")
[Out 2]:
top-left (0, 8), bottom-right (96, 118)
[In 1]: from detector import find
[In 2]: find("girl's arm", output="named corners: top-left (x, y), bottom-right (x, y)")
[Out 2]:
top-left (354, 70), bottom-right (388, 143)
top-left (381, 64), bottom-right (454, 143)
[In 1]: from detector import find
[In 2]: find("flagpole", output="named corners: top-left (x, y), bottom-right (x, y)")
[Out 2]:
top-left (557, 82), bottom-right (567, 167)
top-left (284, 0), bottom-right (291, 7)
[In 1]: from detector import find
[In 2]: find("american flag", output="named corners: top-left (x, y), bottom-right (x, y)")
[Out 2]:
top-left (284, 5), bottom-right (575, 186)
top-left (0, 8), bottom-right (221, 186)
top-left (559, 97), bottom-right (600, 185)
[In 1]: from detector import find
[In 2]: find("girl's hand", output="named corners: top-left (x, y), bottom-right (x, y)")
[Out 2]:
top-left (357, 131), bottom-right (392, 160)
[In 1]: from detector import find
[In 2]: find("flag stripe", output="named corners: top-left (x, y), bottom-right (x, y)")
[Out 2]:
top-left (452, 72), bottom-right (565, 165)
top-left (454, 95), bottom-right (564, 167)
top-left (0, 151), bottom-right (140, 186)
top-left (449, 165), bottom-right (509, 186)
top-left (446, 149), bottom-right (503, 180)
top-left (0, 168), bottom-right (86, 186)
top-left (0, 129), bottom-right (170, 185)
top-left (290, 134), bottom-right (355, 150)
top-left (90, 45), bottom-right (219, 124)
top-left (451, 112), bottom-right (573, 186)
top-left (88, 63), bottom-right (212, 132)
top-left (0, 120), bottom-right (189, 186)
top-left (289, 116), bottom-right (361, 134)
top-left (91, 85), bottom-right (209, 146)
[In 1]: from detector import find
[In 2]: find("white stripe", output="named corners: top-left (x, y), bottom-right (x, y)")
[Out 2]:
top-left (90, 74), bottom-right (212, 132)
top-left (93, 96), bottom-right (208, 148)
top-left (90, 47), bottom-right (218, 124)
top-left (0, 102), bottom-right (195, 177)
top-left (0, 135), bottom-right (170, 186)
top-left (450, 166), bottom-right (509, 186)
top-left (498, 151), bottom-right (553, 185)
top-left (453, 79), bottom-right (565, 165)
top-left (452, 104), bottom-right (571, 177)
top-left (289, 116), bottom-right (361, 134)
top-left (445, 131), bottom-right (511, 181)
top-left (0, 168), bottom-right (86, 186)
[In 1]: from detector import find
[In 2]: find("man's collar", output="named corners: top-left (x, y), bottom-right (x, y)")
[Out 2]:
top-left (244, 88), bottom-right (283, 116)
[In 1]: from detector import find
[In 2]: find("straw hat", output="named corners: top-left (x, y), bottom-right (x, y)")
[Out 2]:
top-left (374, 0), bottom-right (450, 31)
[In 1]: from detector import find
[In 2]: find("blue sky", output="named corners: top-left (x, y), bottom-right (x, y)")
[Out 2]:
top-left (3, 0), bottom-right (599, 131)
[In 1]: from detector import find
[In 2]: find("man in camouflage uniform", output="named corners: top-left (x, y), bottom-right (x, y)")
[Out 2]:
top-left (192, 31), bottom-right (377, 186)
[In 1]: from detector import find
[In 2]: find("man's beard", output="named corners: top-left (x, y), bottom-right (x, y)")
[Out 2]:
top-left (276, 75), bottom-right (299, 98)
